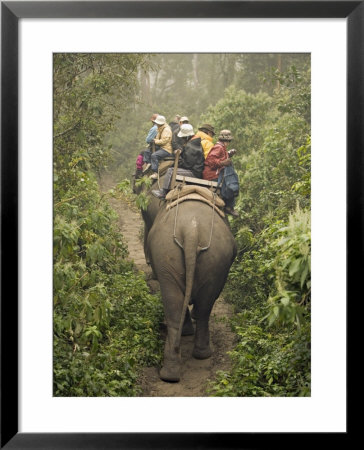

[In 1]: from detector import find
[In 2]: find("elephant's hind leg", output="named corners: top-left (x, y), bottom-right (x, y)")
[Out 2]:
top-left (159, 326), bottom-right (181, 382)
top-left (192, 319), bottom-right (212, 359)
top-left (157, 276), bottom-right (185, 382)
top-left (191, 290), bottom-right (216, 359)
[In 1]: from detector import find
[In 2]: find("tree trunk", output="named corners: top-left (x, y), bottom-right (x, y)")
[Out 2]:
top-left (192, 53), bottom-right (199, 87)
top-left (276, 54), bottom-right (282, 92)
top-left (141, 70), bottom-right (151, 106)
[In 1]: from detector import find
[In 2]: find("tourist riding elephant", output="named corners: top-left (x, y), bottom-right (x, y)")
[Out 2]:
top-left (141, 174), bottom-right (237, 382)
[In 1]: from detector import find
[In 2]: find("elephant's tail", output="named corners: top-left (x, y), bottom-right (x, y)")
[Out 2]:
top-left (174, 222), bottom-right (201, 352)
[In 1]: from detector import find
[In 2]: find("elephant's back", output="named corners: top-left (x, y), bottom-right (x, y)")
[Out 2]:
top-left (148, 200), bottom-right (236, 296)
top-left (170, 201), bottom-right (236, 259)
top-left (176, 202), bottom-right (236, 293)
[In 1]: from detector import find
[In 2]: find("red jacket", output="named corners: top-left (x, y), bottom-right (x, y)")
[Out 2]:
top-left (202, 141), bottom-right (229, 180)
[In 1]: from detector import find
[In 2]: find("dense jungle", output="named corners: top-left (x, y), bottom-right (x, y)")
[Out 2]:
top-left (53, 53), bottom-right (311, 397)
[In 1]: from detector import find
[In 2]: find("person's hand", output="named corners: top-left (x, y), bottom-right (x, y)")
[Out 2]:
top-left (220, 158), bottom-right (232, 167)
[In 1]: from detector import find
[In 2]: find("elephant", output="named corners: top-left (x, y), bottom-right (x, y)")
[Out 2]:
top-left (139, 173), bottom-right (237, 382)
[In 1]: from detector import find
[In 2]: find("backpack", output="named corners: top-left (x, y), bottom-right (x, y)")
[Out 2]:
top-left (218, 164), bottom-right (239, 200)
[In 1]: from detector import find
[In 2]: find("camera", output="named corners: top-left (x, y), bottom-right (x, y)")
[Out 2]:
top-left (228, 148), bottom-right (237, 157)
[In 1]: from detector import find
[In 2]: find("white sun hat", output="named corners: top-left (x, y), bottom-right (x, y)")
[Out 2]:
top-left (177, 123), bottom-right (195, 138)
top-left (154, 115), bottom-right (166, 125)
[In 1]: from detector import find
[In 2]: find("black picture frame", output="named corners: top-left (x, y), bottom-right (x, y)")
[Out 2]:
top-left (1, 1), bottom-right (358, 448)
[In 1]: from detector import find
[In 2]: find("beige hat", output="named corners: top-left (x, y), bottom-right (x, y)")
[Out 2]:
top-left (180, 116), bottom-right (189, 123)
top-left (177, 124), bottom-right (194, 138)
top-left (218, 129), bottom-right (233, 141)
top-left (154, 115), bottom-right (166, 125)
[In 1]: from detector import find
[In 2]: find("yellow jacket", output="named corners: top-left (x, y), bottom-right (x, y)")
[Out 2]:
top-left (154, 123), bottom-right (173, 153)
top-left (194, 130), bottom-right (214, 158)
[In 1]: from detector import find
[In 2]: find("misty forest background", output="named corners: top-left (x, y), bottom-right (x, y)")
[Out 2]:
top-left (54, 53), bottom-right (311, 397)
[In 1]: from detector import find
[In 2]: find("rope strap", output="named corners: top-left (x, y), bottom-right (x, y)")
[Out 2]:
top-left (172, 191), bottom-right (219, 252)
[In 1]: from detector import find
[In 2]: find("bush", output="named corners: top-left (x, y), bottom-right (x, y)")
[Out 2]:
top-left (53, 54), bottom-right (164, 396)
top-left (207, 67), bottom-right (311, 397)
top-left (208, 318), bottom-right (310, 397)
top-left (53, 173), bottom-right (164, 397)
top-left (54, 269), bottom-right (164, 397)
top-left (265, 205), bottom-right (311, 329)
top-left (211, 207), bottom-right (311, 397)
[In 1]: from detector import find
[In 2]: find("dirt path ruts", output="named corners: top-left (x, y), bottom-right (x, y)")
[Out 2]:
top-left (100, 173), bottom-right (236, 397)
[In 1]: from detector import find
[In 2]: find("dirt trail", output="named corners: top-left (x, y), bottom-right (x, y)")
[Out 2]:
top-left (100, 173), bottom-right (236, 397)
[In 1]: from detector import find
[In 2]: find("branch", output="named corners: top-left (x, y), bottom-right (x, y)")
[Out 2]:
top-left (54, 121), bottom-right (81, 139)
top-left (54, 192), bottom-right (86, 207)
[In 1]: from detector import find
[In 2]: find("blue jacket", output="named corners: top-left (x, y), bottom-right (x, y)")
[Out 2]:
top-left (146, 124), bottom-right (158, 144)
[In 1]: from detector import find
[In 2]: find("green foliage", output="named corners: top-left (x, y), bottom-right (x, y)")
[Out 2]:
top-left (216, 207), bottom-right (311, 396)
top-left (135, 192), bottom-right (149, 211)
top-left (115, 179), bottom-right (133, 195)
top-left (233, 112), bottom-right (310, 233)
top-left (104, 108), bottom-right (151, 180)
top-left (238, 54), bottom-right (310, 95)
top-left (54, 266), bottom-right (164, 396)
top-left (54, 53), bottom-right (311, 397)
top-left (225, 223), bottom-right (281, 312)
top-left (208, 318), bottom-right (310, 397)
top-left (292, 138), bottom-right (311, 197)
top-left (53, 53), bottom-right (164, 397)
top-left (53, 171), bottom-right (164, 396)
top-left (207, 64), bottom-right (311, 397)
top-left (54, 53), bottom-right (152, 180)
top-left (135, 176), bottom-right (153, 191)
top-left (269, 65), bottom-right (311, 123)
top-left (265, 206), bottom-right (311, 329)
top-left (201, 86), bottom-right (276, 159)
top-left (210, 207), bottom-right (311, 398)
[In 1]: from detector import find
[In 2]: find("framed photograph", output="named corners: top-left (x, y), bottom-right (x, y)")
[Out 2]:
top-left (2, 1), bottom-right (358, 448)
